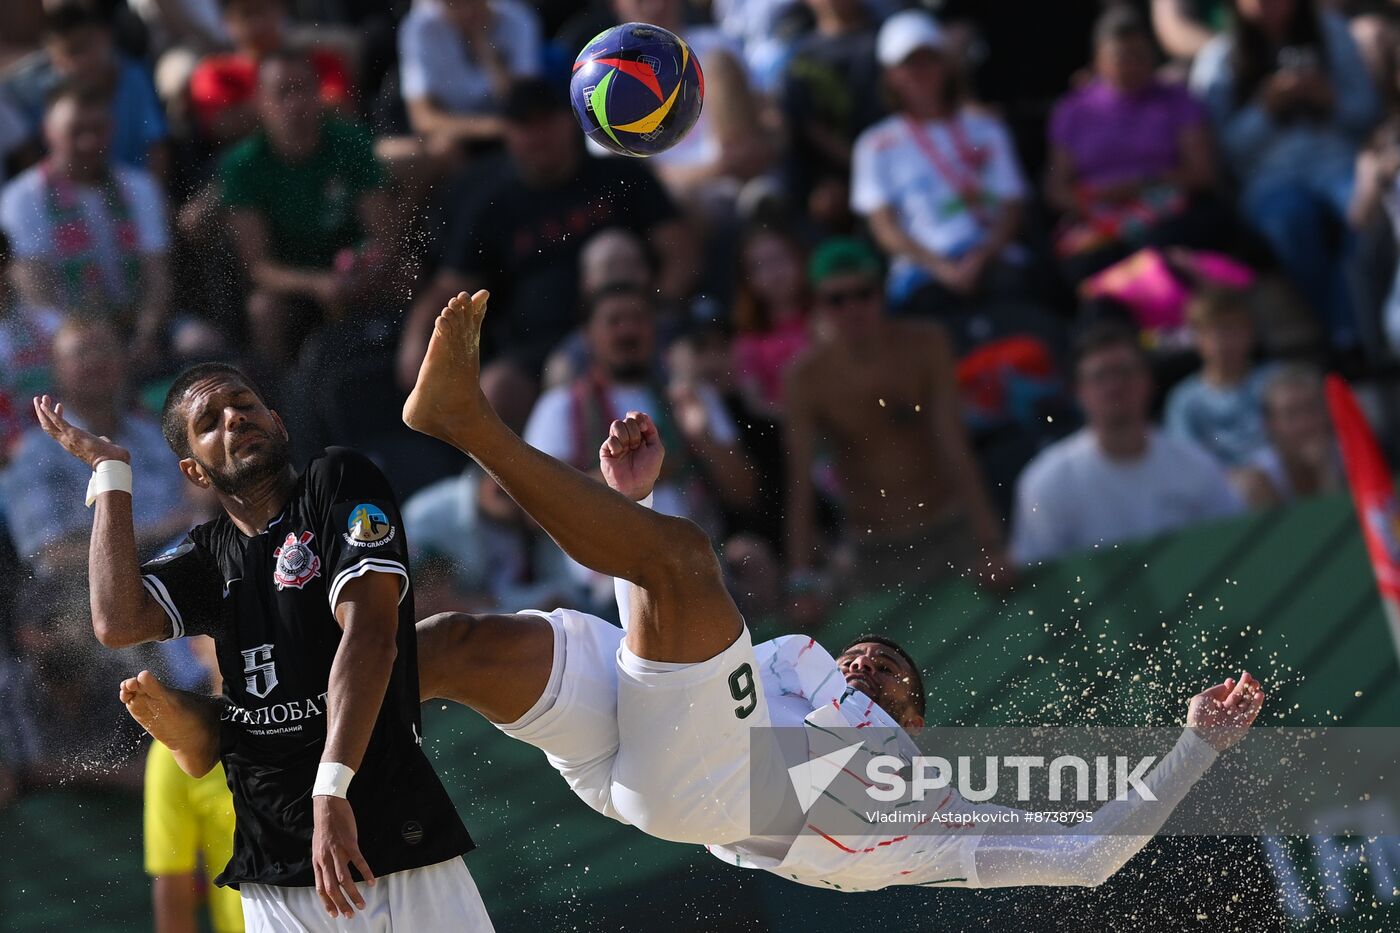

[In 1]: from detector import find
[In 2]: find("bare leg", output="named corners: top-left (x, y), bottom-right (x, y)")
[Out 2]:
top-left (416, 612), bottom-right (556, 724)
top-left (119, 671), bottom-right (222, 778)
top-left (403, 291), bottom-right (742, 663)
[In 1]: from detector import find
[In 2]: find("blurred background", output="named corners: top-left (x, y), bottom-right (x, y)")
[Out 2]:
top-left (0, 0), bottom-right (1398, 929)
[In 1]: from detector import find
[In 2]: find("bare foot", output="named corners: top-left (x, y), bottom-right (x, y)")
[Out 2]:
top-left (119, 670), bottom-right (219, 776)
top-left (402, 289), bottom-right (492, 448)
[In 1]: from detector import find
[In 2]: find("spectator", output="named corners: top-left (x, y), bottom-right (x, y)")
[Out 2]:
top-left (523, 282), bottom-right (756, 596)
top-left (0, 82), bottom-right (171, 362)
top-left (1046, 6), bottom-right (1221, 283)
top-left (402, 465), bottom-right (582, 616)
top-left (0, 317), bottom-right (194, 577)
top-left (784, 237), bottom-right (1009, 602)
top-left (541, 226), bottom-right (655, 390)
top-left (1011, 321), bottom-right (1243, 565)
top-left (398, 78), bottom-right (696, 431)
top-left (852, 10), bottom-right (1039, 315)
top-left (189, 0), bottom-right (353, 145)
top-left (398, 0), bottom-right (542, 150)
top-left (778, 0), bottom-right (882, 231)
top-left (2, 1), bottom-right (169, 173)
top-left (730, 225), bottom-right (810, 413)
top-left (606, 0), bottom-right (773, 215)
top-left (144, 635), bottom-right (243, 933)
top-left (218, 49), bottom-right (393, 369)
top-left (1165, 287), bottom-right (1271, 468)
top-left (1235, 363), bottom-right (1341, 507)
top-left (1190, 0), bottom-right (1380, 347)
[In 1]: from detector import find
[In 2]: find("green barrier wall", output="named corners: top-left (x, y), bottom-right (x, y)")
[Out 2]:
top-left (3, 494), bottom-right (1398, 931)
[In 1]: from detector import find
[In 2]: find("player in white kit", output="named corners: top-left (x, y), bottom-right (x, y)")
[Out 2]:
top-left (128, 290), bottom-right (1266, 898)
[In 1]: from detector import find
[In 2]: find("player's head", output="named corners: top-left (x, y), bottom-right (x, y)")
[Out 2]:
top-left (502, 78), bottom-right (577, 186)
top-left (161, 363), bottom-right (292, 497)
top-left (836, 636), bottom-right (926, 730)
top-left (584, 281), bottom-right (656, 383)
top-left (808, 237), bottom-right (884, 342)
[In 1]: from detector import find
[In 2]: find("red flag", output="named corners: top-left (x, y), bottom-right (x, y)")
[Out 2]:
top-left (1326, 375), bottom-right (1400, 656)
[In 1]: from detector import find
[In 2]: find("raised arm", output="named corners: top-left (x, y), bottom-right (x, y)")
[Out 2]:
top-left (970, 673), bottom-right (1264, 888)
top-left (33, 395), bottom-right (172, 647)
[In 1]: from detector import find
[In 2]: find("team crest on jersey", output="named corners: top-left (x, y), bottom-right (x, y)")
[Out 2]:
top-left (272, 531), bottom-right (321, 589)
top-left (343, 503), bottom-right (395, 548)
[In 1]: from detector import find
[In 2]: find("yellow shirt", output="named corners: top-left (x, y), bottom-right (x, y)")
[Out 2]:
top-left (143, 741), bottom-right (244, 933)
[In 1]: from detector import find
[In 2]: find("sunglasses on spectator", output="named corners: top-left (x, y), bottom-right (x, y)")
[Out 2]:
top-left (817, 284), bottom-right (879, 307)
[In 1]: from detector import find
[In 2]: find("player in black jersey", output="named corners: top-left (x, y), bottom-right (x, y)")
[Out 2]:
top-left (32, 367), bottom-right (492, 930)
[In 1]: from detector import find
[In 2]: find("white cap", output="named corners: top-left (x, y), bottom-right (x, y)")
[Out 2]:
top-left (877, 9), bottom-right (947, 68)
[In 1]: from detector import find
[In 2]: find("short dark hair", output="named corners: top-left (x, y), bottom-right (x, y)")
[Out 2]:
top-left (841, 635), bottom-right (926, 719)
top-left (160, 363), bottom-right (265, 458)
top-left (43, 0), bottom-right (112, 39)
top-left (1071, 320), bottom-right (1145, 375)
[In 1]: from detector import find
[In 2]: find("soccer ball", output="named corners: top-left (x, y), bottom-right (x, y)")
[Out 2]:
top-left (570, 22), bottom-right (705, 158)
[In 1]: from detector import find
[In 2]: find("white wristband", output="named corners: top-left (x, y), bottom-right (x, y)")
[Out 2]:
top-left (312, 762), bottom-right (355, 798)
top-left (85, 459), bottom-right (132, 507)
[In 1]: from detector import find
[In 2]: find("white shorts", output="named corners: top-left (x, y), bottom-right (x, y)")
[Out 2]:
top-left (498, 608), bottom-right (770, 846)
top-left (241, 857), bottom-right (494, 932)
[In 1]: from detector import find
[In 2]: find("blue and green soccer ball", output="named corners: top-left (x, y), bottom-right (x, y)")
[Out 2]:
top-left (570, 22), bottom-right (705, 158)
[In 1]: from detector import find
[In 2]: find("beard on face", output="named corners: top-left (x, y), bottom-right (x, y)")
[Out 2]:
top-left (198, 427), bottom-right (292, 496)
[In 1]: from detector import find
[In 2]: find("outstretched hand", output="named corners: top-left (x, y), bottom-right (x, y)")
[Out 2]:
top-left (600, 411), bottom-right (665, 502)
top-left (33, 394), bottom-right (130, 467)
top-left (1186, 670), bottom-right (1266, 752)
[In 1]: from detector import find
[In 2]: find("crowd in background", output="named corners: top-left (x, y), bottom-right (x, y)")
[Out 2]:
top-left (0, 0), bottom-right (1389, 807)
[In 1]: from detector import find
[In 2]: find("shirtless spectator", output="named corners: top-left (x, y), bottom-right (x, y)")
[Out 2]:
top-left (189, 0), bottom-right (353, 146)
top-left (783, 237), bottom-right (1010, 606)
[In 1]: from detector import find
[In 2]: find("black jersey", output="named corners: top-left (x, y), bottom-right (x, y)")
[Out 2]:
top-left (139, 447), bottom-right (473, 888)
